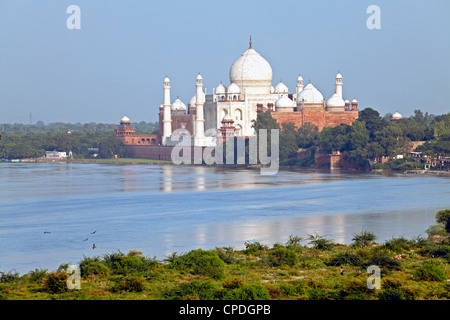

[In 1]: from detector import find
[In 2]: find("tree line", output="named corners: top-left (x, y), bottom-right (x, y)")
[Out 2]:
top-left (0, 121), bottom-right (159, 160)
top-left (251, 108), bottom-right (450, 169)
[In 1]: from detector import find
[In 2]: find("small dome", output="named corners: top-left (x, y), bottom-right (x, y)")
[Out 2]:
top-left (326, 93), bottom-right (345, 108)
top-left (345, 99), bottom-right (350, 104)
top-left (274, 81), bottom-right (289, 94)
top-left (120, 116), bottom-right (131, 123)
top-left (352, 98), bottom-right (358, 104)
top-left (336, 72), bottom-right (342, 79)
top-left (215, 83), bottom-right (226, 94)
top-left (189, 91), bottom-right (205, 107)
top-left (275, 95), bottom-right (295, 111)
top-left (391, 112), bottom-right (402, 119)
top-left (297, 83), bottom-right (324, 105)
top-left (164, 76), bottom-right (170, 83)
top-left (196, 73), bottom-right (203, 80)
top-left (159, 104), bottom-right (164, 109)
top-left (227, 83), bottom-right (241, 94)
top-left (171, 98), bottom-right (187, 111)
top-left (297, 74), bottom-right (303, 82)
top-left (270, 85), bottom-right (275, 93)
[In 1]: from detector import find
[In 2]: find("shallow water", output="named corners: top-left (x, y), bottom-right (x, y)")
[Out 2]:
top-left (0, 162), bottom-right (449, 274)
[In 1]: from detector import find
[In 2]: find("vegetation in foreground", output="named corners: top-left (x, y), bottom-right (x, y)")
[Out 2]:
top-left (1, 210), bottom-right (449, 300)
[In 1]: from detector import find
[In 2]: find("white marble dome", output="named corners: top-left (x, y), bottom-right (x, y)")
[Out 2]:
top-left (227, 83), bottom-right (241, 94)
top-left (215, 83), bottom-right (226, 94)
top-left (297, 83), bottom-right (324, 105)
top-left (171, 98), bottom-right (187, 110)
top-left (275, 95), bottom-right (295, 111)
top-left (120, 116), bottom-right (131, 123)
top-left (188, 92), bottom-right (205, 107)
top-left (229, 47), bottom-right (272, 87)
top-left (391, 111), bottom-right (402, 120)
top-left (326, 93), bottom-right (345, 108)
top-left (274, 81), bottom-right (289, 94)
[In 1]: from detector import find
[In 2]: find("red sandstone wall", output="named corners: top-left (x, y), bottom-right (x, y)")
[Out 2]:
top-left (271, 110), bottom-right (358, 131)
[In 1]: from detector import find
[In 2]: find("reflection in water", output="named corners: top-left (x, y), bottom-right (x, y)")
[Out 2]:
top-left (0, 162), bottom-right (449, 274)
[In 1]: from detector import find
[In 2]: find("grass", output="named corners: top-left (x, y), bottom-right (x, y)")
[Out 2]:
top-left (1, 235), bottom-right (449, 300)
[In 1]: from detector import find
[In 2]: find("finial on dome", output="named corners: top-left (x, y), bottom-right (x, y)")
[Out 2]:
top-left (309, 78), bottom-right (311, 83)
top-left (249, 35), bottom-right (252, 48)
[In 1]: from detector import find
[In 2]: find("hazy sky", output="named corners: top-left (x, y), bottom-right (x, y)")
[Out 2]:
top-left (0, 0), bottom-right (449, 124)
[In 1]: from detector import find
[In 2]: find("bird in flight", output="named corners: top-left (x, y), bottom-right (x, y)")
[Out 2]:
top-left (43, 231), bottom-right (51, 234)
top-left (92, 244), bottom-right (96, 249)
top-left (83, 238), bottom-right (89, 241)
top-left (90, 231), bottom-right (96, 234)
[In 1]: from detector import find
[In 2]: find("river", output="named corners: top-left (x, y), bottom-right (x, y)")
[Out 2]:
top-left (0, 162), bottom-right (449, 275)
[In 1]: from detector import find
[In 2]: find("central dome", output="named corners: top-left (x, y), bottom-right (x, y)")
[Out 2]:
top-left (229, 46), bottom-right (272, 94)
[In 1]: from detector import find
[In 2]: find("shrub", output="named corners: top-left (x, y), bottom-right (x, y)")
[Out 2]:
top-left (418, 242), bottom-right (450, 262)
top-left (213, 247), bottom-right (236, 264)
top-left (436, 209), bottom-right (450, 233)
top-left (162, 280), bottom-right (220, 300)
top-left (79, 256), bottom-right (109, 277)
top-left (222, 278), bottom-right (244, 290)
top-left (268, 246), bottom-right (299, 267)
top-left (0, 270), bottom-right (20, 283)
top-left (112, 276), bottom-right (146, 293)
top-left (223, 284), bottom-right (270, 300)
top-left (285, 235), bottom-right (303, 248)
top-left (306, 288), bottom-right (339, 300)
top-left (367, 252), bottom-right (401, 270)
top-left (377, 287), bottom-right (405, 300)
top-left (327, 252), bottom-right (364, 267)
top-left (170, 249), bottom-right (226, 279)
top-left (243, 241), bottom-right (268, 254)
top-left (425, 224), bottom-right (447, 237)
top-left (102, 250), bottom-right (158, 275)
top-left (413, 262), bottom-right (446, 282)
top-left (307, 234), bottom-right (335, 250)
top-left (43, 272), bottom-right (69, 294)
top-left (28, 268), bottom-right (48, 283)
top-left (352, 230), bottom-right (377, 247)
top-left (383, 237), bottom-right (413, 252)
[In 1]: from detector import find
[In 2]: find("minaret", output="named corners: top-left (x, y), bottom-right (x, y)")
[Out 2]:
top-left (296, 74), bottom-right (304, 96)
top-left (335, 72), bottom-right (343, 99)
top-left (162, 76), bottom-right (172, 145)
top-left (194, 73), bottom-right (205, 140)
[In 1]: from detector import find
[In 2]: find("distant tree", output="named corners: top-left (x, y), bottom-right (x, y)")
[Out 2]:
top-left (435, 209), bottom-right (450, 233)
top-left (98, 136), bottom-right (127, 159)
top-left (358, 107), bottom-right (388, 137)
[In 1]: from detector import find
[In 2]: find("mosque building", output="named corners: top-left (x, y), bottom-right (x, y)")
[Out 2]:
top-left (116, 38), bottom-right (359, 150)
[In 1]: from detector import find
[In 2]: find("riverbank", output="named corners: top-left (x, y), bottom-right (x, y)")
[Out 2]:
top-left (0, 234), bottom-right (449, 300)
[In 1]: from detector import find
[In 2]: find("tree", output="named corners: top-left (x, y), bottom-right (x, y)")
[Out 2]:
top-left (435, 209), bottom-right (450, 233)
top-left (358, 107), bottom-right (388, 137)
top-left (98, 136), bottom-right (127, 159)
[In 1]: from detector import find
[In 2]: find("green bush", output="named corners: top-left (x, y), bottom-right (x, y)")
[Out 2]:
top-left (28, 268), bottom-right (48, 283)
top-left (418, 242), bottom-right (450, 261)
top-left (170, 249), bottom-right (226, 279)
top-left (383, 237), bottom-right (413, 252)
top-left (367, 252), bottom-right (401, 270)
top-left (307, 234), bottom-right (335, 250)
top-left (425, 224), bottom-right (447, 237)
top-left (243, 241), bottom-right (268, 254)
top-left (223, 284), bottom-right (270, 300)
top-left (268, 246), bottom-right (299, 267)
top-left (79, 256), bottom-right (109, 277)
top-left (413, 261), bottom-right (446, 282)
top-left (352, 230), bottom-right (377, 247)
top-left (0, 270), bottom-right (20, 283)
top-left (112, 276), bottom-right (146, 293)
top-left (102, 250), bottom-right (158, 275)
top-left (162, 280), bottom-right (220, 300)
top-left (327, 252), bottom-right (364, 267)
top-left (377, 287), bottom-right (405, 300)
top-left (43, 272), bottom-right (69, 294)
top-left (306, 288), bottom-right (339, 300)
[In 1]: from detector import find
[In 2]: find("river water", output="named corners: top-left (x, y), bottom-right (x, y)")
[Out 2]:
top-left (0, 162), bottom-right (449, 274)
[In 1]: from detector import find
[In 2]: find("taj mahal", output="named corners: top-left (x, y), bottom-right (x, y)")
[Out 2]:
top-left (116, 38), bottom-right (359, 151)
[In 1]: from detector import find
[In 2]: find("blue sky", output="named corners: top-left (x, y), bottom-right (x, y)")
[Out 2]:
top-left (0, 0), bottom-right (449, 124)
